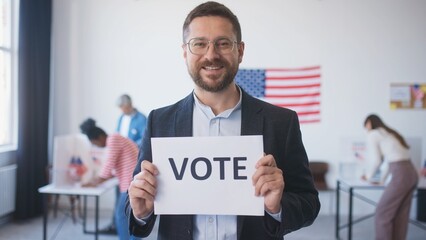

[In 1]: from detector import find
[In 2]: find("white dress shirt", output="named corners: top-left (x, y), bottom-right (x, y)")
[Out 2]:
top-left (192, 91), bottom-right (242, 240)
top-left (119, 114), bottom-right (132, 137)
top-left (192, 88), bottom-right (281, 240)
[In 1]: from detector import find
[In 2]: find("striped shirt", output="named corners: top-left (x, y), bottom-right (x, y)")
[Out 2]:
top-left (99, 133), bottom-right (139, 192)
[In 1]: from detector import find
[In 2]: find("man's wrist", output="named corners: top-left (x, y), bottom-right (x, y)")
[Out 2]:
top-left (133, 210), bottom-right (154, 225)
top-left (265, 207), bottom-right (282, 222)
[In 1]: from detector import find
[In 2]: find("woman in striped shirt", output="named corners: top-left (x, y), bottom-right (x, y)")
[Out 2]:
top-left (80, 118), bottom-right (140, 240)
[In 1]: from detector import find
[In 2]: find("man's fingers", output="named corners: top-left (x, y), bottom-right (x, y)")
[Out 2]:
top-left (129, 160), bottom-right (159, 202)
top-left (256, 154), bottom-right (276, 168)
top-left (141, 160), bottom-right (159, 175)
top-left (129, 185), bottom-right (156, 201)
top-left (134, 169), bottom-right (157, 187)
top-left (252, 165), bottom-right (282, 185)
top-left (253, 172), bottom-right (283, 196)
top-left (133, 176), bottom-right (157, 194)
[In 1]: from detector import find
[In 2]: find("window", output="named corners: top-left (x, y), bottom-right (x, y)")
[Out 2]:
top-left (0, 0), bottom-right (18, 151)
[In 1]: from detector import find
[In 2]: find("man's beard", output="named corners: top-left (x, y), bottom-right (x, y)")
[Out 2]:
top-left (189, 60), bottom-right (238, 93)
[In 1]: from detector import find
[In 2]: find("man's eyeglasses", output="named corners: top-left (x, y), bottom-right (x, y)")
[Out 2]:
top-left (185, 38), bottom-right (238, 55)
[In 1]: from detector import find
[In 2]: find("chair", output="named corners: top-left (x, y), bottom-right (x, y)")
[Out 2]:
top-left (309, 161), bottom-right (329, 191)
top-left (309, 161), bottom-right (333, 214)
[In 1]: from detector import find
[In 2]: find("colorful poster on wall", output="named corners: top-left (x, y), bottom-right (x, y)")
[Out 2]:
top-left (390, 83), bottom-right (426, 109)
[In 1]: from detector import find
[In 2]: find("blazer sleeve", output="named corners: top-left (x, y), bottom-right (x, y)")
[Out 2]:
top-left (127, 110), bottom-right (157, 238)
top-left (265, 111), bottom-right (320, 236)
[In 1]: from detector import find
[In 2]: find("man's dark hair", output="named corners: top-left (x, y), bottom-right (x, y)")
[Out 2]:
top-left (182, 1), bottom-right (242, 43)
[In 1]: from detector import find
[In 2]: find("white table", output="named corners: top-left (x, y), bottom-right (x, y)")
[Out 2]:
top-left (38, 178), bottom-right (118, 240)
top-left (335, 178), bottom-right (426, 240)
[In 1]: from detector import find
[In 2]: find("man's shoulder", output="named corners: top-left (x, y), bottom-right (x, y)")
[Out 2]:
top-left (242, 91), bottom-right (296, 116)
top-left (150, 93), bottom-right (193, 117)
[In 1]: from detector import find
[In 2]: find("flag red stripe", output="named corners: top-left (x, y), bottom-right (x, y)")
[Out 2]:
top-left (266, 92), bottom-right (320, 98)
top-left (266, 74), bottom-right (321, 80)
top-left (266, 83), bottom-right (321, 89)
top-left (266, 66), bottom-right (321, 71)
top-left (299, 119), bottom-right (321, 124)
top-left (294, 110), bottom-right (321, 116)
top-left (275, 101), bottom-right (320, 107)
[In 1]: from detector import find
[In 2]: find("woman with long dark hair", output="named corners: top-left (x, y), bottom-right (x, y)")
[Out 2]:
top-left (362, 114), bottom-right (418, 240)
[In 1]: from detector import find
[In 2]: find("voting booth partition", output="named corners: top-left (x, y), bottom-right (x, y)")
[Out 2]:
top-left (39, 134), bottom-right (114, 240)
top-left (52, 134), bottom-right (106, 187)
top-left (47, 134), bottom-right (108, 220)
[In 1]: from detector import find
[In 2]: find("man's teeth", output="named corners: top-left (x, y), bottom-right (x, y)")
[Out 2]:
top-left (204, 66), bottom-right (221, 70)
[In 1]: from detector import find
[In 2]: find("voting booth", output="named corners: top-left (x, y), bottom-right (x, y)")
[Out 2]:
top-left (52, 134), bottom-right (106, 187)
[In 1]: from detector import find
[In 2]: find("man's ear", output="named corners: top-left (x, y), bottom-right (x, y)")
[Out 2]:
top-left (238, 41), bottom-right (245, 63)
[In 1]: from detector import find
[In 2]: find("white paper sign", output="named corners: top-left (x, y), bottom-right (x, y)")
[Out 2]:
top-left (151, 135), bottom-right (264, 216)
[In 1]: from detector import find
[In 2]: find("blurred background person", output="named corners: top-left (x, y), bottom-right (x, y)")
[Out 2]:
top-left (362, 114), bottom-right (418, 240)
top-left (80, 118), bottom-right (140, 240)
top-left (100, 94), bottom-right (147, 235)
top-left (116, 94), bottom-right (147, 147)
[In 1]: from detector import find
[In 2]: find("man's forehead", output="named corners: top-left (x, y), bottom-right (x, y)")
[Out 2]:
top-left (186, 16), bottom-right (235, 38)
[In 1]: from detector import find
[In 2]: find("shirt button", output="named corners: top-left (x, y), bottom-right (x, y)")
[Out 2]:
top-left (208, 217), bottom-right (214, 223)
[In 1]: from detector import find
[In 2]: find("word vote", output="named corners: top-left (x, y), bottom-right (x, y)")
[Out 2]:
top-left (168, 157), bottom-right (247, 180)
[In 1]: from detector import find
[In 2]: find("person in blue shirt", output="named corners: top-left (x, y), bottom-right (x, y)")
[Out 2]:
top-left (99, 94), bottom-right (147, 235)
top-left (116, 94), bottom-right (147, 147)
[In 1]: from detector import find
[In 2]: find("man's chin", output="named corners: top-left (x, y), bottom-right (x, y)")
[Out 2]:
top-left (196, 81), bottom-right (227, 93)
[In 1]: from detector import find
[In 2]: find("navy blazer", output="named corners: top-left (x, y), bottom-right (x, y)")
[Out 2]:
top-left (127, 89), bottom-right (320, 240)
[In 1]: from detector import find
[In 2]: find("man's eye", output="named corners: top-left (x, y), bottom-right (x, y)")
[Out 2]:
top-left (192, 41), bottom-right (207, 48)
top-left (216, 40), bottom-right (232, 48)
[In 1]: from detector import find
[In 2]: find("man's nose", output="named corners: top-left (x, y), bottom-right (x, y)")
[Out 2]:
top-left (204, 42), bottom-right (220, 59)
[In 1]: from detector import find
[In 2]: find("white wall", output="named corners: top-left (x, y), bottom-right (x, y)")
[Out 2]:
top-left (51, 0), bottom-right (426, 210)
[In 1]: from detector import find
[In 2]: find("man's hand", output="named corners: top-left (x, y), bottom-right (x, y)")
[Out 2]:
top-left (128, 160), bottom-right (158, 219)
top-left (252, 154), bottom-right (284, 214)
top-left (421, 168), bottom-right (426, 177)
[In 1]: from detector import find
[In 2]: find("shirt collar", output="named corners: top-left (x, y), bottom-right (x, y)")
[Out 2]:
top-left (193, 86), bottom-right (242, 119)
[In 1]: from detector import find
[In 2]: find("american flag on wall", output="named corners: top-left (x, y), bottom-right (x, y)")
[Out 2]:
top-left (235, 66), bottom-right (321, 124)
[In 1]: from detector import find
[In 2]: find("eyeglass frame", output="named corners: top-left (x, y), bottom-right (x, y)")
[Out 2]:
top-left (184, 37), bottom-right (240, 55)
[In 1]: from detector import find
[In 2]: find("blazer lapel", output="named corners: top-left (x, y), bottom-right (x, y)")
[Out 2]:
top-left (174, 93), bottom-right (194, 137)
top-left (241, 90), bottom-right (264, 136)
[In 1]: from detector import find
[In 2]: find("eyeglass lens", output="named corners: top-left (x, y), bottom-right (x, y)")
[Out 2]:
top-left (188, 38), bottom-right (235, 55)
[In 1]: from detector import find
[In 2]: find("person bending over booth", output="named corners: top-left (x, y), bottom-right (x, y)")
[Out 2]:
top-left (362, 114), bottom-right (418, 240)
top-left (80, 118), bottom-right (140, 240)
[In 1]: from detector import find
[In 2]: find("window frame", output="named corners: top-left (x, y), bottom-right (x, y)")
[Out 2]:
top-left (0, 0), bottom-right (19, 153)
